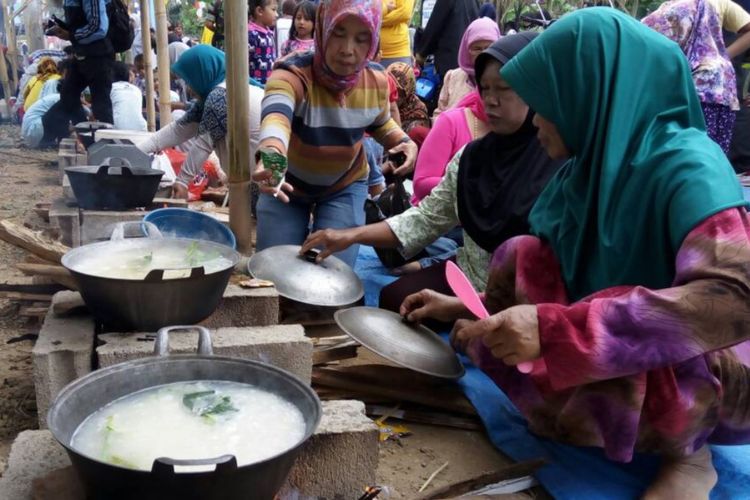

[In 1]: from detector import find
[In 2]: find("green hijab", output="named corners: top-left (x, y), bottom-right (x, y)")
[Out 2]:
top-left (501, 8), bottom-right (746, 301)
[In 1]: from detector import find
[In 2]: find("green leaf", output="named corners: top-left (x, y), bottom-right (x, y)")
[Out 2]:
top-left (182, 390), bottom-right (237, 419)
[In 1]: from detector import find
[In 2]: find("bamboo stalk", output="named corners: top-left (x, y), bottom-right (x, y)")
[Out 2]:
top-left (2, 0), bottom-right (18, 92)
top-left (140, 0), bottom-right (156, 131)
top-left (153, 0), bottom-right (171, 127)
top-left (0, 42), bottom-right (11, 112)
top-left (225, 0), bottom-right (253, 253)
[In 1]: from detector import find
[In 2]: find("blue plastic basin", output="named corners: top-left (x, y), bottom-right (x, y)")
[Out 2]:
top-left (143, 208), bottom-right (236, 249)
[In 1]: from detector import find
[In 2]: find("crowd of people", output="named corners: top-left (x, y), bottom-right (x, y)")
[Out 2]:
top-left (2, 0), bottom-right (750, 497)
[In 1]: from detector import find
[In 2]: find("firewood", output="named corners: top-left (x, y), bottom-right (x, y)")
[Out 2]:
top-left (0, 220), bottom-right (69, 264)
top-left (16, 263), bottom-right (78, 290)
top-left (0, 291), bottom-right (53, 302)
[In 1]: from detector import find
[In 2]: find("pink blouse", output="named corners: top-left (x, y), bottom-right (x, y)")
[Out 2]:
top-left (411, 107), bottom-right (473, 205)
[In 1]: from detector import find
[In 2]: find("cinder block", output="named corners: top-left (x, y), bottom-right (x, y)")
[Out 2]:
top-left (284, 400), bottom-right (379, 499)
top-left (98, 324), bottom-right (313, 384)
top-left (32, 295), bottom-right (95, 429)
top-left (201, 284), bottom-right (280, 328)
top-left (49, 198), bottom-right (80, 248)
top-left (0, 431), bottom-right (70, 500)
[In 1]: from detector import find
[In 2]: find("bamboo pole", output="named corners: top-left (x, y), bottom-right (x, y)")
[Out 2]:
top-left (0, 47), bottom-right (11, 116)
top-left (140, 0), bottom-right (156, 131)
top-left (2, 0), bottom-right (18, 92)
top-left (225, 0), bottom-right (253, 253)
top-left (153, 0), bottom-right (171, 127)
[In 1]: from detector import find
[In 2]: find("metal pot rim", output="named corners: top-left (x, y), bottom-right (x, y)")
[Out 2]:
top-left (48, 353), bottom-right (322, 473)
top-left (61, 237), bottom-right (241, 281)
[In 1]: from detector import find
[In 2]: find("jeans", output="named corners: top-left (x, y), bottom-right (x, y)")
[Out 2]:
top-left (42, 55), bottom-right (113, 143)
top-left (256, 179), bottom-right (368, 268)
top-left (364, 137), bottom-right (385, 188)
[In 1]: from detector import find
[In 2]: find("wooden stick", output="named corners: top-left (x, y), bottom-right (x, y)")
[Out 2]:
top-left (225, 0), bottom-right (253, 253)
top-left (419, 461), bottom-right (449, 492)
top-left (16, 263), bottom-right (78, 290)
top-left (140, 0), bottom-right (156, 132)
top-left (313, 342), bottom-right (359, 365)
top-left (365, 405), bottom-right (482, 431)
top-left (414, 459), bottom-right (546, 499)
top-left (153, 0), bottom-right (171, 128)
top-left (0, 220), bottom-right (69, 264)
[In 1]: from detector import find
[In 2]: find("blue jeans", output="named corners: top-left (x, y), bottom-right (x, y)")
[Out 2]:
top-left (364, 137), bottom-right (385, 187)
top-left (256, 179), bottom-right (368, 268)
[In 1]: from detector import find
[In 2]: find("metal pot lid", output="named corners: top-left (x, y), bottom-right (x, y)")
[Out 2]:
top-left (247, 245), bottom-right (364, 307)
top-left (334, 307), bottom-right (465, 380)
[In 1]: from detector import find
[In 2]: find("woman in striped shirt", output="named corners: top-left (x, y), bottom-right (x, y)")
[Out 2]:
top-left (253, 0), bottom-right (418, 267)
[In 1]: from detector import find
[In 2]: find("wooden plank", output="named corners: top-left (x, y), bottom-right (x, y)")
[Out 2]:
top-left (19, 306), bottom-right (49, 318)
top-left (0, 220), bottom-right (69, 264)
top-left (312, 367), bottom-right (477, 416)
top-left (415, 459), bottom-right (547, 500)
top-left (0, 291), bottom-right (53, 302)
top-left (366, 405), bottom-right (483, 431)
top-left (313, 342), bottom-right (359, 365)
top-left (16, 263), bottom-right (78, 290)
top-left (150, 197), bottom-right (189, 208)
top-left (0, 277), bottom-right (65, 295)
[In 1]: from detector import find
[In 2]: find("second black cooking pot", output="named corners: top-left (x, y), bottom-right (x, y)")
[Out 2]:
top-left (66, 157), bottom-right (164, 210)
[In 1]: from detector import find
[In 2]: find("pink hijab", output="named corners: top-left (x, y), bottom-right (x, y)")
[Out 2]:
top-left (458, 17), bottom-right (501, 84)
top-left (312, 0), bottom-right (382, 95)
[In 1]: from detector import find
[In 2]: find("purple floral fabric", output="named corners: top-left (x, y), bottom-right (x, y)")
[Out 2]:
top-left (643, 0), bottom-right (739, 110)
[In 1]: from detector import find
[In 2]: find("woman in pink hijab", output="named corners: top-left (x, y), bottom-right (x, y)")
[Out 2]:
top-left (432, 17), bottom-right (501, 119)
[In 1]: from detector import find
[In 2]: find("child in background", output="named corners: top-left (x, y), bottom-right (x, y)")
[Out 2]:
top-left (248, 0), bottom-right (279, 85)
top-left (275, 0), bottom-right (296, 57)
top-left (280, 1), bottom-right (316, 57)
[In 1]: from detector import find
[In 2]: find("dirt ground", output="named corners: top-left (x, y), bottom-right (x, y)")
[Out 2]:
top-left (0, 124), bottom-right (545, 499)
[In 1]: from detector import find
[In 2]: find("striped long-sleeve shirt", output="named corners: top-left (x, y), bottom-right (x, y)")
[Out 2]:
top-left (259, 53), bottom-right (407, 197)
top-left (63, 0), bottom-right (113, 57)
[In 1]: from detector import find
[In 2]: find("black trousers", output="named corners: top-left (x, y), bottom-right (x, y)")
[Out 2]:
top-left (42, 55), bottom-right (113, 143)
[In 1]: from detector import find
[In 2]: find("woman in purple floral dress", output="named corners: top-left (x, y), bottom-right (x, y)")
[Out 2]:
top-left (643, 0), bottom-right (740, 153)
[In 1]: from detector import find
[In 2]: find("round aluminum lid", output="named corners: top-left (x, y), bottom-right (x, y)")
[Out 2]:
top-left (248, 245), bottom-right (364, 307)
top-left (334, 307), bottom-right (465, 380)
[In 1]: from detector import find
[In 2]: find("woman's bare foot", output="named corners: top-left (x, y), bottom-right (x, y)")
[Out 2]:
top-left (641, 446), bottom-right (718, 500)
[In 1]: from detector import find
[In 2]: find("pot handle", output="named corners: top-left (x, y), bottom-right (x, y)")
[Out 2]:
top-left (151, 455), bottom-right (237, 475)
top-left (96, 157), bottom-right (133, 176)
top-left (302, 248), bottom-right (320, 263)
top-left (110, 221), bottom-right (163, 241)
top-left (155, 325), bottom-right (214, 356)
top-left (144, 266), bottom-right (206, 282)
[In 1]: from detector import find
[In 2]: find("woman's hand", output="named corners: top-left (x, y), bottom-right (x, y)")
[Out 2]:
top-left (301, 228), bottom-right (358, 262)
top-left (452, 305), bottom-right (541, 366)
top-left (387, 139), bottom-right (418, 177)
top-left (399, 289), bottom-right (467, 323)
top-left (252, 159), bottom-right (294, 203)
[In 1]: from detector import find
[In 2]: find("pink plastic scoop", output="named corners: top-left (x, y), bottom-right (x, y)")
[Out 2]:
top-left (445, 261), bottom-right (533, 374)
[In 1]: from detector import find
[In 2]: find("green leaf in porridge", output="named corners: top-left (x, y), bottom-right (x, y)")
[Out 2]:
top-left (182, 390), bottom-right (238, 419)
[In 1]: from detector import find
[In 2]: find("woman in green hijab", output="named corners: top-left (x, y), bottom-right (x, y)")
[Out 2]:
top-left (402, 8), bottom-right (750, 498)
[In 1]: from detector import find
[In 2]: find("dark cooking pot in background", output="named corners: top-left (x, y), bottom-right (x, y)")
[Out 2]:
top-left (47, 326), bottom-right (322, 500)
top-left (74, 121), bottom-right (113, 150)
top-left (61, 222), bottom-right (239, 331)
top-left (66, 157), bottom-right (164, 210)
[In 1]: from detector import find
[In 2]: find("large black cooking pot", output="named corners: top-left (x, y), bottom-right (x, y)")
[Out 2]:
top-left (61, 222), bottom-right (239, 331)
top-left (66, 157), bottom-right (164, 210)
top-left (48, 326), bottom-right (322, 500)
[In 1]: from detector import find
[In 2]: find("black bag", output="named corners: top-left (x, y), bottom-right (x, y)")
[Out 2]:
top-left (364, 179), bottom-right (427, 268)
top-left (106, 0), bottom-right (135, 53)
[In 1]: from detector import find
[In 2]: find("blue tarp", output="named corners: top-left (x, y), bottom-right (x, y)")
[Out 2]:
top-left (354, 245), bottom-right (750, 499)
